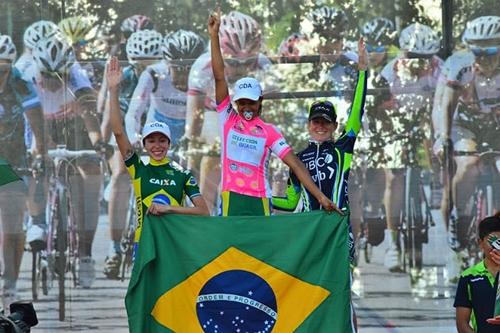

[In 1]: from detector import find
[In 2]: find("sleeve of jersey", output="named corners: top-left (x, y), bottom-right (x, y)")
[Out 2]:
top-left (215, 95), bottom-right (233, 123)
top-left (271, 173), bottom-right (301, 212)
top-left (268, 125), bottom-right (292, 159)
top-left (344, 70), bottom-right (367, 136)
top-left (183, 171), bottom-right (202, 199)
top-left (11, 68), bottom-right (41, 112)
top-left (453, 275), bottom-right (472, 308)
top-left (124, 152), bottom-right (141, 179)
top-left (125, 71), bottom-right (153, 140)
top-left (70, 63), bottom-right (93, 93)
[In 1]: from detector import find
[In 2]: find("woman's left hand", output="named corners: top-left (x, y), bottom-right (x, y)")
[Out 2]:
top-left (147, 203), bottom-right (170, 215)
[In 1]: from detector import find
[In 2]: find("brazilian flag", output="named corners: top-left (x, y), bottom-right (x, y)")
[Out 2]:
top-left (125, 210), bottom-right (354, 332)
top-left (0, 158), bottom-right (21, 187)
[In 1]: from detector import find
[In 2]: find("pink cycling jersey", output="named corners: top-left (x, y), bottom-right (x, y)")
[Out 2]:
top-left (216, 96), bottom-right (292, 198)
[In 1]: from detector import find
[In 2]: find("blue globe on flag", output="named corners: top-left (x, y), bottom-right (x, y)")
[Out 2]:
top-left (152, 194), bottom-right (170, 205)
top-left (196, 270), bottom-right (277, 332)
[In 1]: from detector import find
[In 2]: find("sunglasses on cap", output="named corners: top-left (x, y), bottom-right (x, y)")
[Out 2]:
top-left (366, 44), bottom-right (386, 53)
top-left (470, 46), bottom-right (499, 57)
top-left (225, 57), bottom-right (256, 67)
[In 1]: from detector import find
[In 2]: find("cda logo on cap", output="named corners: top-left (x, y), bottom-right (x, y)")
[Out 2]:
top-left (233, 77), bottom-right (262, 101)
top-left (141, 121), bottom-right (172, 143)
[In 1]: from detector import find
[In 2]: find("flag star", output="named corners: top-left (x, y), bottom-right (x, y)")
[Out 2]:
top-left (265, 320), bottom-right (268, 325)
top-left (220, 311), bottom-right (224, 315)
top-left (248, 290), bottom-right (253, 296)
top-left (245, 306), bottom-right (249, 310)
top-left (199, 303), bottom-right (204, 308)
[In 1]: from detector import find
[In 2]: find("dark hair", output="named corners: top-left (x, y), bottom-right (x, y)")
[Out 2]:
top-left (478, 212), bottom-right (500, 239)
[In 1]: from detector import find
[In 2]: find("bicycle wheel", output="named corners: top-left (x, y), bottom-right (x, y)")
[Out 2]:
top-left (55, 186), bottom-right (69, 321)
top-left (405, 168), bottom-right (424, 281)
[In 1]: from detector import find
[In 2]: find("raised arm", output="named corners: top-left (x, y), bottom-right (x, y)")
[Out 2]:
top-left (208, 7), bottom-right (229, 104)
top-left (106, 56), bottom-right (134, 159)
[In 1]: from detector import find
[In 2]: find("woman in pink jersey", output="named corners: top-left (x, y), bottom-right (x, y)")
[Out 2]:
top-left (209, 8), bottom-right (340, 216)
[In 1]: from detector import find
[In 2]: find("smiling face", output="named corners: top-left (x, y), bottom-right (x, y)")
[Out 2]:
top-left (143, 132), bottom-right (170, 161)
top-left (235, 97), bottom-right (262, 121)
top-left (308, 117), bottom-right (337, 143)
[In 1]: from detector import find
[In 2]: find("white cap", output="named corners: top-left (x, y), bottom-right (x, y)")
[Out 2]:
top-left (233, 77), bottom-right (262, 101)
top-left (141, 121), bottom-right (171, 143)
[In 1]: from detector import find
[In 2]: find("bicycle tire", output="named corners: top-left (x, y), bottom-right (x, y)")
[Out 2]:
top-left (55, 186), bottom-right (69, 321)
top-left (400, 167), bottom-right (425, 277)
top-left (42, 259), bottom-right (49, 296)
top-left (31, 251), bottom-right (40, 301)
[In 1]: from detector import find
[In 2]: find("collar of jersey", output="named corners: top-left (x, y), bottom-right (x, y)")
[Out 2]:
top-left (149, 157), bottom-right (169, 166)
top-left (474, 260), bottom-right (496, 286)
top-left (308, 139), bottom-right (334, 145)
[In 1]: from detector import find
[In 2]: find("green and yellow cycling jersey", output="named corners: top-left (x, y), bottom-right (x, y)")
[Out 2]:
top-left (125, 153), bottom-right (202, 245)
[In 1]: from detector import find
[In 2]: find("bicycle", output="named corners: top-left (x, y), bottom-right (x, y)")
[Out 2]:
top-left (453, 150), bottom-right (500, 268)
top-left (119, 187), bottom-right (137, 282)
top-left (45, 146), bottom-right (102, 321)
top-left (396, 153), bottom-right (435, 283)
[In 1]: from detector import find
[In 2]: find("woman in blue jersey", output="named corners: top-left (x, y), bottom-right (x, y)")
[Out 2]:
top-left (272, 37), bottom-right (368, 260)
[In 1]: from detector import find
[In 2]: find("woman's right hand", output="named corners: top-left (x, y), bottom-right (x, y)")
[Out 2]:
top-left (106, 56), bottom-right (122, 91)
top-left (208, 7), bottom-right (221, 38)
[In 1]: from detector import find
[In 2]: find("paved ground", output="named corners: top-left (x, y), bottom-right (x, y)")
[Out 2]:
top-left (8, 209), bottom-right (458, 332)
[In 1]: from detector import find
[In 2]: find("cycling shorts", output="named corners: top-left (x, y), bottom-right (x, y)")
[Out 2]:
top-left (46, 116), bottom-right (94, 151)
top-left (220, 191), bottom-right (271, 217)
top-left (150, 111), bottom-right (185, 146)
top-left (452, 106), bottom-right (500, 152)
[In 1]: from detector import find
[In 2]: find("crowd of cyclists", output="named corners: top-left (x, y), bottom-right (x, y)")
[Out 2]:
top-left (0, 5), bottom-right (499, 313)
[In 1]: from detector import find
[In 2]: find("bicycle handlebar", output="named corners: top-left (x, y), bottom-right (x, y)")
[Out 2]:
top-left (48, 148), bottom-right (99, 159)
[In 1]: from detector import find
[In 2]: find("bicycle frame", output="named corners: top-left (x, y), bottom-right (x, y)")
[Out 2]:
top-left (462, 151), bottom-right (500, 267)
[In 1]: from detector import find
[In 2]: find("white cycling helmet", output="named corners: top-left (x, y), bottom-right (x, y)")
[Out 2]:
top-left (462, 16), bottom-right (500, 45)
top-left (126, 29), bottom-right (162, 62)
top-left (162, 29), bottom-right (205, 61)
top-left (32, 32), bottom-right (75, 73)
top-left (23, 20), bottom-right (59, 50)
top-left (399, 23), bottom-right (440, 55)
top-left (362, 17), bottom-right (396, 46)
top-left (0, 35), bottom-right (17, 62)
top-left (219, 11), bottom-right (262, 57)
top-left (307, 6), bottom-right (348, 39)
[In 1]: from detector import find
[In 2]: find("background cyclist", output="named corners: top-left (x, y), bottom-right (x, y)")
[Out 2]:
top-left (25, 31), bottom-right (108, 288)
top-left (432, 16), bottom-right (500, 257)
top-left (125, 29), bottom-right (206, 148)
top-left (379, 23), bottom-right (443, 272)
top-left (0, 34), bottom-right (45, 309)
